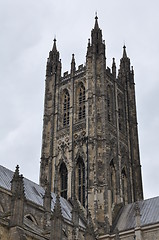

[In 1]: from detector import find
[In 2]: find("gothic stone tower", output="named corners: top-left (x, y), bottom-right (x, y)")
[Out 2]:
top-left (40, 16), bottom-right (143, 235)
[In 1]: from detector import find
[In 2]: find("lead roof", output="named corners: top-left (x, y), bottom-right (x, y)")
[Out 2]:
top-left (0, 164), bottom-right (159, 231)
top-left (0, 165), bottom-right (84, 227)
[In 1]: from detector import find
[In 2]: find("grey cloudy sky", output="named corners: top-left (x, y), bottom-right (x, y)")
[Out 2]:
top-left (0, 0), bottom-right (159, 200)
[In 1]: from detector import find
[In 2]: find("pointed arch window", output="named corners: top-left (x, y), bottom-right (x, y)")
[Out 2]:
top-left (78, 85), bottom-right (85, 120)
top-left (63, 90), bottom-right (70, 127)
top-left (121, 167), bottom-right (128, 204)
top-left (60, 162), bottom-right (68, 199)
top-left (76, 157), bottom-right (85, 207)
top-left (110, 160), bottom-right (116, 205)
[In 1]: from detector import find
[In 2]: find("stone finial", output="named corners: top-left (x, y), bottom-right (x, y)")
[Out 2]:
top-left (52, 38), bottom-right (57, 52)
top-left (122, 45), bottom-right (127, 58)
top-left (112, 57), bottom-right (116, 78)
top-left (94, 13), bottom-right (99, 29)
top-left (71, 53), bottom-right (76, 74)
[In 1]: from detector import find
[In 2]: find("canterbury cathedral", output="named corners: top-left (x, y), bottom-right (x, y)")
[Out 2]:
top-left (0, 16), bottom-right (159, 240)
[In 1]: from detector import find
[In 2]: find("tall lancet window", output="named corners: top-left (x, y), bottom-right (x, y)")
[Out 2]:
top-left (63, 90), bottom-right (70, 127)
top-left (78, 85), bottom-right (85, 120)
top-left (110, 160), bottom-right (116, 204)
top-left (122, 167), bottom-right (128, 204)
top-left (76, 157), bottom-right (85, 207)
top-left (60, 162), bottom-right (68, 199)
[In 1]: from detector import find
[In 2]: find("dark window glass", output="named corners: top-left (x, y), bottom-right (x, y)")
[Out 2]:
top-left (63, 91), bottom-right (70, 127)
top-left (60, 162), bottom-right (68, 199)
top-left (78, 85), bottom-right (85, 120)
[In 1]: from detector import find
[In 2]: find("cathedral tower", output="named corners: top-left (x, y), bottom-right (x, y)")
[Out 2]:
top-left (40, 16), bottom-right (143, 235)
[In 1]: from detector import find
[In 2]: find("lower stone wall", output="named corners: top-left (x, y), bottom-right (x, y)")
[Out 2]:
top-left (142, 227), bottom-right (159, 240)
top-left (0, 225), bottom-right (9, 240)
top-left (98, 225), bottom-right (159, 240)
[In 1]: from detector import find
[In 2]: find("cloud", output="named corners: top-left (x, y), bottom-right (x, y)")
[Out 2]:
top-left (0, 0), bottom-right (159, 199)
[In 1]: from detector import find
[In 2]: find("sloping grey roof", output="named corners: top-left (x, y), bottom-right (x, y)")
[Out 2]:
top-left (0, 165), bottom-right (84, 227)
top-left (115, 196), bottom-right (159, 231)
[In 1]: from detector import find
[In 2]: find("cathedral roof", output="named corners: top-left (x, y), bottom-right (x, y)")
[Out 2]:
top-left (115, 196), bottom-right (159, 231)
top-left (0, 165), bottom-right (85, 228)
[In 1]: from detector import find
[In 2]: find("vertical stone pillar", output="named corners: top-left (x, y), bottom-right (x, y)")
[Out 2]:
top-left (72, 199), bottom-right (79, 240)
top-left (50, 194), bottom-right (63, 240)
top-left (43, 183), bottom-right (52, 229)
top-left (85, 211), bottom-right (96, 240)
top-left (134, 202), bottom-right (142, 240)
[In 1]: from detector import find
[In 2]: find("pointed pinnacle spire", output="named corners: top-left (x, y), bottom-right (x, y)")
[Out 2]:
top-left (71, 53), bottom-right (76, 74)
top-left (13, 165), bottom-right (20, 180)
top-left (53, 38), bottom-right (57, 52)
top-left (11, 165), bottom-right (25, 198)
top-left (71, 53), bottom-right (75, 63)
top-left (112, 57), bottom-right (116, 66)
top-left (123, 45), bottom-right (127, 58)
top-left (112, 58), bottom-right (116, 78)
top-left (53, 194), bottom-right (63, 219)
top-left (94, 12), bottom-right (99, 29)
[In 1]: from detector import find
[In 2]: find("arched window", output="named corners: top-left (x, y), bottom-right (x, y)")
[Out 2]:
top-left (60, 162), bottom-right (68, 199)
top-left (78, 85), bottom-right (85, 120)
top-left (63, 90), bottom-right (70, 127)
top-left (76, 157), bottom-right (85, 207)
top-left (122, 168), bottom-right (128, 204)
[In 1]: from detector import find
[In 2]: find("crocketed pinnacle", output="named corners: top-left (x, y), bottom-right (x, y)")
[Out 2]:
top-left (12, 165), bottom-right (20, 179)
top-left (53, 194), bottom-right (63, 219)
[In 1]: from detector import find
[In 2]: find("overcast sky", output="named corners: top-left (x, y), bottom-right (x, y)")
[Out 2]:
top-left (0, 0), bottom-right (159, 200)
